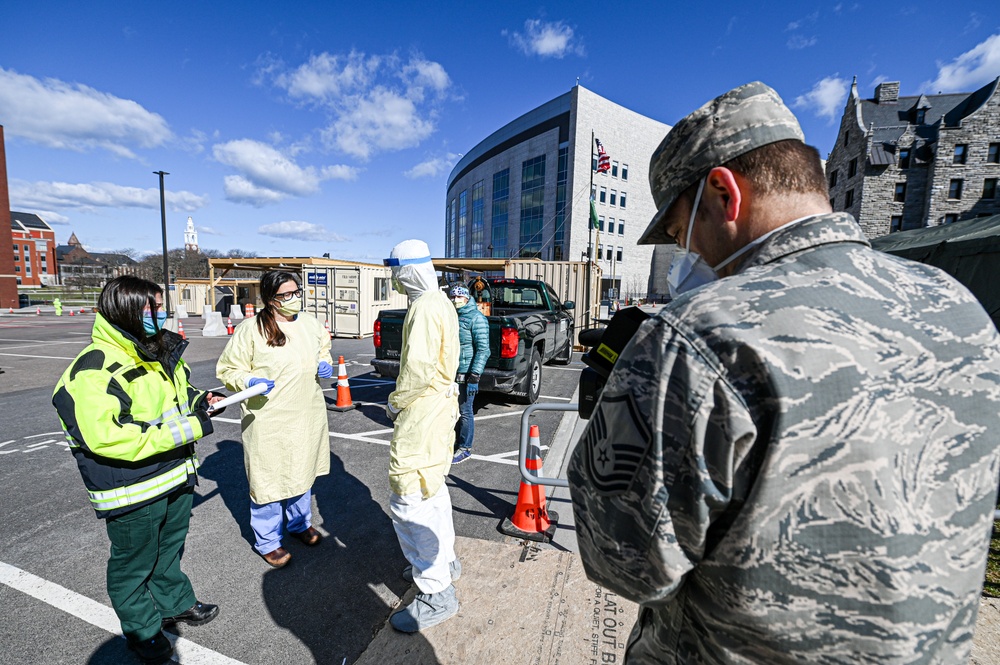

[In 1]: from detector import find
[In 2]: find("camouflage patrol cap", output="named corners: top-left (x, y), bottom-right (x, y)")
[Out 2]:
top-left (638, 81), bottom-right (805, 245)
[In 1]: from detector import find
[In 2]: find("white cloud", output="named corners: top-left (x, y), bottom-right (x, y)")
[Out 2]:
top-left (793, 75), bottom-right (850, 121)
top-left (257, 221), bottom-right (347, 243)
top-left (0, 67), bottom-right (172, 158)
top-left (787, 35), bottom-right (817, 50)
top-left (324, 89), bottom-right (434, 160)
top-left (198, 226), bottom-right (222, 236)
top-left (10, 179), bottom-right (207, 213)
top-left (504, 19), bottom-right (584, 59)
top-left (404, 153), bottom-right (462, 179)
top-left (322, 164), bottom-right (361, 181)
top-left (924, 32), bottom-right (1000, 93)
top-left (222, 175), bottom-right (288, 207)
top-left (34, 210), bottom-right (70, 224)
top-left (259, 51), bottom-right (452, 160)
top-left (213, 139), bottom-right (351, 205)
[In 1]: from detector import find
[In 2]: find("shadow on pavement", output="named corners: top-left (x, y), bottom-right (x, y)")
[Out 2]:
top-left (446, 474), bottom-right (517, 521)
top-left (193, 439), bottom-right (255, 548)
top-left (86, 636), bottom-right (139, 664)
top-left (260, 451), bottom-right (436, 664)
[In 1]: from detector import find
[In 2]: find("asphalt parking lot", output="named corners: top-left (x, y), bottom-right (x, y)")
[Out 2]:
top-left (0, 310), bottom-right (585, 664)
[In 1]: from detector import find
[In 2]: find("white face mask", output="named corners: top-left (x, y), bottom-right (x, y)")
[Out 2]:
top-left (666, 175), bottom-right (768, 299)
top-left (668, 178), bottom-right (717, 298)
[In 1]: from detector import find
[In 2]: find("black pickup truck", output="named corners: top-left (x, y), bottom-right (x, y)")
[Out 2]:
top-left (371, 278), bottom-right (575, 403)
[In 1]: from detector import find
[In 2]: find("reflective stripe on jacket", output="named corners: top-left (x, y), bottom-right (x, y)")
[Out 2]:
top-left (53, 314), bottom-right (213, 519)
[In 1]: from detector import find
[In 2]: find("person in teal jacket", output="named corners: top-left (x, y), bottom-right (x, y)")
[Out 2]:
top-left (52, 276), bottom-right (223, 665)
top-left (449, 285), bottom-right (490, 464)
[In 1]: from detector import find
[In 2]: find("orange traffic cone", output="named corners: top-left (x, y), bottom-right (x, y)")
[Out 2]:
top-left (327, 355), bottom-right (356, 412)
top-left (36, 307), bottom-right (41, 315)
top-left (178, 320), bottom-right (187, 340)
top-left (69, 309), bottom-right (75, 316)
top-left (7, 306), bottom-right (12, 313)
top-left (499, 424), bottom-right (558, 542)
top-left (226, 317), bottom-right (234, 335)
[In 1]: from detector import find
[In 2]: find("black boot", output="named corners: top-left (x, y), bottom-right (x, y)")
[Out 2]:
top-left (161, 601), bottom-right (220, 628)
top-left (126, 630), bottom-right (173, 664)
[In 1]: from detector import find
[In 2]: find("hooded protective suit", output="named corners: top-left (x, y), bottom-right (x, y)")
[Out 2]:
top-left (385, 239), bottom-right (460, 496)
top-left (384, 239), bottom-right (460, 597)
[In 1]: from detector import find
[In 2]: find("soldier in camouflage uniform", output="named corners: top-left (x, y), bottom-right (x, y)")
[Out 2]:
top-left (567, 81), bottom-right (1000, 663)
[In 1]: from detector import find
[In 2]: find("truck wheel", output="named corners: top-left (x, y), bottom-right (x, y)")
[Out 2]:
top-left (550, 336), bottom-right (573, 365)
top-left (516, 349), bottom-right (542, 404)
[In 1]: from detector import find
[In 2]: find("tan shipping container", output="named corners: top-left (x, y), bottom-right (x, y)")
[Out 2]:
top-left (503, 260), bottom-right (602, 335)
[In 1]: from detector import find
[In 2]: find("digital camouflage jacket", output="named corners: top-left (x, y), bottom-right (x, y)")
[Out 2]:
top-left (568, 212), bottom-right (1000, 664)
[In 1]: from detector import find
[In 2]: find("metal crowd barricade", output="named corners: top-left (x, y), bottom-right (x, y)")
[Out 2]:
top-left (517, 405), bottom-right (1000, 526)
top-left (518, 403), bottom-right (577, 488)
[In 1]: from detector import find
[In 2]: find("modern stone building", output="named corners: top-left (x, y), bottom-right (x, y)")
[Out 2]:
top-left (827, 77), bottom-right (1000, 237)
top-left (445, 85), bottom-right (671, 300)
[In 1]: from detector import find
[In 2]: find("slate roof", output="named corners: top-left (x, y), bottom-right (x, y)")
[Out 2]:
top-left (9, 211), bottom-right (53, 232)
top-left (858, 77), bottom-right (998, 167)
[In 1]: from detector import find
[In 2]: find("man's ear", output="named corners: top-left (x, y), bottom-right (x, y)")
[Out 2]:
top-left (705, 167), bottom-right (742, 222)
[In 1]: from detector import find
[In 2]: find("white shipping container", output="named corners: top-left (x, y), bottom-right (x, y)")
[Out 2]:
top-left (302, 263), bottom-right (407, 338)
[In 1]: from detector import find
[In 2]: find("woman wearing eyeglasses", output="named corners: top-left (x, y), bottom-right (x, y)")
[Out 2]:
top-left (217, 271), bottom-right (333, 568)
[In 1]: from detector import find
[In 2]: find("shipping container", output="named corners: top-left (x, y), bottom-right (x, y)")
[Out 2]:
top-left (503, 260), bottom-right (602, 334)
top-left (302, 263), bottom-right (407, 338)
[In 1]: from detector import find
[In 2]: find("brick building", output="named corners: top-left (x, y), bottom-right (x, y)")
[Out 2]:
top-left (827, 76), bottom-right (1000, 238)
top-left (55, 233), bottom-right (136, 286)
top-left (0, 126), bottom-right (18, 309)
top-left (10, 211), bottom-right (58, 286)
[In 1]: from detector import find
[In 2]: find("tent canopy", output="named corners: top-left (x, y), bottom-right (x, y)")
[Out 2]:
top-left (870, 214), bottom-right (1000, 328)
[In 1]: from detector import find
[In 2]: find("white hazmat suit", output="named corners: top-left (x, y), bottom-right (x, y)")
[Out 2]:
top-left (383, 239), bottom-right (461, 633)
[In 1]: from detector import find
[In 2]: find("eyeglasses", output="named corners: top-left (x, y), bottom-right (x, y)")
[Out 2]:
top-left (272, 289), bottom-right (302, 302)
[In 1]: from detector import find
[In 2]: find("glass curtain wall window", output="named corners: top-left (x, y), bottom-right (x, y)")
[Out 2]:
top-left (470, 181), bottom-right (485, 258)
top-left (519, 155), bottom-right (545, 259)
top-left (492, 169), bottom-right (510, 258)
top-left (554, 147), bottom-right (568, 261)
top-left (458, 190), bottom-right (468, 255)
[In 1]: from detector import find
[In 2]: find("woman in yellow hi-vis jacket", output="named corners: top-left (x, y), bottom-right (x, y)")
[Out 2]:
top-left (52, 276), bottom-right (223, 665)
top-left (216, 271), bottom-right (332, 569)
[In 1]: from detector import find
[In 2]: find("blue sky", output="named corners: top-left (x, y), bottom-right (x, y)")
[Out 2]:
top-left (1, 2), bottom-right (997, 261)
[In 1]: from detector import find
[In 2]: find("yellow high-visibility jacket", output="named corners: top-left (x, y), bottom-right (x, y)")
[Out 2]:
top-left (52, 314), bottom-right (213, 518)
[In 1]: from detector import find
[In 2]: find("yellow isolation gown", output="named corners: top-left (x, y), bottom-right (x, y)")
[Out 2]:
top-left (216, 313), bottom-right (332, 504)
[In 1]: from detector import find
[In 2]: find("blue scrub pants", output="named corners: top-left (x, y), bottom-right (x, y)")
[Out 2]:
top-left (250, 490), bottom-right (312, 555)
top-left (454, 383), bottom-right (475, 451)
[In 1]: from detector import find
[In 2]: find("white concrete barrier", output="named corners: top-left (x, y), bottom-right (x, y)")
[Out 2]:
top-left (174, 304), bottom-right (189, 319)
top-left (202, 306), bottom-right (227, 337)
top-left (229, 305), bottom-right (244, 321)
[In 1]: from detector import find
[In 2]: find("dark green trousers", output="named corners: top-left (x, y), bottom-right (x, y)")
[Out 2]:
top-left (105, 487), bottom-right (198, 640)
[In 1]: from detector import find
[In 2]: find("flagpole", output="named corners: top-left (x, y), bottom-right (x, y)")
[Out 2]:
top-left (587, 130), bottom-right (594, 330)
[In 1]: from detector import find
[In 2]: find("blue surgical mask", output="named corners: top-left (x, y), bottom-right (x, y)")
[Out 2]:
top-left (142, 311), bottom-right (167, 336)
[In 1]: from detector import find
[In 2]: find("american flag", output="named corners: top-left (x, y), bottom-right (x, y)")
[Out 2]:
top-left (595, 138), bottom-right (611, 173)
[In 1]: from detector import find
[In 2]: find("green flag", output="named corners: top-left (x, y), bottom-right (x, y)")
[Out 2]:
top-left (590, 197), bottom-right (599, 229)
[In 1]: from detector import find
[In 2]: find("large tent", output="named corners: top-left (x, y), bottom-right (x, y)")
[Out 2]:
top-left (870, 214), bottom-right (1000, 329)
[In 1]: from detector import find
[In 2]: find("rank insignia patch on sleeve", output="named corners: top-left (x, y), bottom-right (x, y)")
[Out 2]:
top-left (583, 392), bottom-right (653, 495)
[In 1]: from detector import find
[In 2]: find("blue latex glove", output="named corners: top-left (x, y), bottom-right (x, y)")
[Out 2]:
top-left (247, 377), bottom-right (275, 395)
top-left (318, 361), bottom-right (334, 379)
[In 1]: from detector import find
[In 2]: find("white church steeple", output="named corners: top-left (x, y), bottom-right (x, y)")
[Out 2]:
top-left (184, 216), bottom-right (199, 254)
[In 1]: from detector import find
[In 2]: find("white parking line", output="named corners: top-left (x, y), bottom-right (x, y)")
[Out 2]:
top-left (539, 395), bottom-right (572, 401)
top-left (0, 561), bottom-right (247, 664)
top-left (0, 352), bottom-right (76, 360)
top-left (26, 431), bottom-right (62, 439)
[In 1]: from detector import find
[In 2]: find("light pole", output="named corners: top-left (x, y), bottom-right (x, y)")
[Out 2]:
top-left (153, 171), bottom-right (171, 317)
top-left (488, 243), bottom-right (494, 258)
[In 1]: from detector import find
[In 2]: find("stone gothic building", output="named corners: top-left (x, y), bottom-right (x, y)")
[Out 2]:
top-left (827, 76), bottom-right (1000, 238)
